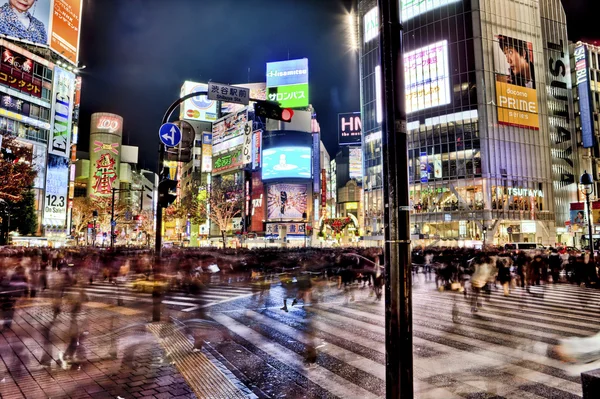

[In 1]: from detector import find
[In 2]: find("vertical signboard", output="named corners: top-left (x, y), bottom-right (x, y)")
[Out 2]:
top-left (48, 66), bottom-right (75, 158)
top-left (252, 129), bottom-right (262, 170)
top-left (574, 45), bottom-right (595, 148)
top-left (50, 0), bottom-right (84, 64)
top-left (250, 172), bottom-right (264, 232)
top-left (201, 132), bottom-right (213, 172)
top-left (493, 34), bottom-right (540, 130)
top-left (321, 169), bottom-right (327, 217)
top-left (242, 122), bottom-right (252, 165)
top-left (87, 113), bottom-right (123, 201)
top-left (43, 65), bottom-right (75, 227)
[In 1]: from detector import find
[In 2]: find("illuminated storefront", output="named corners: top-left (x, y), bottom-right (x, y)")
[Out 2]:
top-left (358, 0), bottom-right (579, 246)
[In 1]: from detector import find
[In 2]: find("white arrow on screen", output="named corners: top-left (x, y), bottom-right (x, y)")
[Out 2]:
top-left (161, 126), bottom-right (177, 145)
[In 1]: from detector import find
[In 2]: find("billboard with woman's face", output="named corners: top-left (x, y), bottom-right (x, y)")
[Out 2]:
top-left (0, 0), bottom-right (83, 64)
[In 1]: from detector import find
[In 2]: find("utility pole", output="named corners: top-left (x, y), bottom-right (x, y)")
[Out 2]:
top-left (378, 1), bottom-right (413, 398)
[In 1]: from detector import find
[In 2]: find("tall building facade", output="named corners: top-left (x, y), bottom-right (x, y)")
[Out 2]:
top-left (358, 0), bottom-right (579, 246)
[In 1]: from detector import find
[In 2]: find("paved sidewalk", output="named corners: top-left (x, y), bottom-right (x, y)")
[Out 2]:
top-left (0, 298), bottom-right (200, 399)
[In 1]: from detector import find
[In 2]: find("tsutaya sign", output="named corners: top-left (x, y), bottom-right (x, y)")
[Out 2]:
top-left (497, 187), bottom-right (544, 198)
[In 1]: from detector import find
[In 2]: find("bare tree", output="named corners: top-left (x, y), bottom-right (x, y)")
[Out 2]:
top-left (200, 178), bottom-right (243, 248)
top-left (71, 197), bottom-right (96, 244)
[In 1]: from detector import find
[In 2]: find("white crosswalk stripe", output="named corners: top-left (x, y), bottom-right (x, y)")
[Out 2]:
top-left (65, 280), bottom-right (254, 310)
top-left (209, 283), bottom-right (598, 398)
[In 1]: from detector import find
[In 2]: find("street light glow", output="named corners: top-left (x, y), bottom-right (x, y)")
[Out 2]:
top-left (347, 12), bottom-right (358, 51)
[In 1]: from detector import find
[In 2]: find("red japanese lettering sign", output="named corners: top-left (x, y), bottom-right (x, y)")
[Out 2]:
top-left (0, 64), bottom-right (42, 98)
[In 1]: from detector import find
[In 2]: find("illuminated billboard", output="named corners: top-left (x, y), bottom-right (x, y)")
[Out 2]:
top-left (262, 147), bottom-right (312, 180)
top-left (43, 154), bottom-right (69, 226)
top-left (405, 40), bottom-right (451, 113)
top-left (212, 148), bottom-right (243, 176)
top-left (339, 112), bottom-right (362, 145)
top-left (266, 58), bottom-right (308, 87)
top-left (0, 0), bottom-right (83, 64)
top-left (493, 34), bottom-right (539, 130)
top-left (364, 7), bottom-right (378, 43)
top-left (212, 108), bottom-right (248, 146)
top-left (88, 113), bottom-right (123, 200)
top-left (574, 45), bottom-right (595, 148)
top-left (402, 0), bottom-right (461, 22)
top-left (349, 147), bottom-right (363, 180)
top-left (266, 58), bottom-right (309, 109)
top-left (180, 81), bottom-right (218, 122)
top-left (267, 184), bottom-right (308, 220)
top-left (267, 83), bottom-right (309, 108)
top-left (221, 82), bottom-right (266, 114)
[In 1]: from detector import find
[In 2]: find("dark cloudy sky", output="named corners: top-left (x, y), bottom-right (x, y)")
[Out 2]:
top-left (77, 0), bottom-right (593, 172)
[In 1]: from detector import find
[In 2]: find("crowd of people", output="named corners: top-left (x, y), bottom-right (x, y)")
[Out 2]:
top-left (2, 244), bottom-right (600, 366)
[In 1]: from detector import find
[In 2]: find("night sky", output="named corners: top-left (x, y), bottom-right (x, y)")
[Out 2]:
top-left (77, 0), bottom-right (593, 172)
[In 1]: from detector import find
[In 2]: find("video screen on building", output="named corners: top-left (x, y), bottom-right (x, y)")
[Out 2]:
top-left (267, 184), bottom-right (308, 220)
top-left (262, 146), bottom-right (312, 180)
top-left (404, 40), bottom-right (451, 113)
top-left (493, 34), bottom-right (539, 130)
top-left (0, 0), bottom-right (83, 64)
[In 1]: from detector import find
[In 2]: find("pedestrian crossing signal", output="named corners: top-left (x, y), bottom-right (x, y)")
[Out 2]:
top-left (158, 178), bottom-right (178, 208)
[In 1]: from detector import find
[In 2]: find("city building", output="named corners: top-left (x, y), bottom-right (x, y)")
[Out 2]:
top-left (357, 0), bottom-right (580, 247)
top-left (1, 1), bottom-right (85, 246)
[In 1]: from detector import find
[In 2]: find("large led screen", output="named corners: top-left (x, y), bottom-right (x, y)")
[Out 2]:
top-left (262, 146), bottom-right (311, 180)
top-left (404, 40), bottom-right (451, 113)
top-left (267, 184), bottom-right (308, 220)
top-left (0, 0), bottom-right (83, 64)
top-left (493, 34), bottom-right (539, 130)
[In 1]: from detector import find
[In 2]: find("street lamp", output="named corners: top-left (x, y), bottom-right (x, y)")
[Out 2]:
top-left (580, 171), bottom-right (595, 254)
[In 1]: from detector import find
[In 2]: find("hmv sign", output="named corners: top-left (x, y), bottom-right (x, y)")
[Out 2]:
top-left (338, 112), bottom-right (362, 145)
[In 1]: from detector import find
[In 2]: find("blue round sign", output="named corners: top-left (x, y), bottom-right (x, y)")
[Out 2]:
top-left (159, 123), bottom-right (182, 147)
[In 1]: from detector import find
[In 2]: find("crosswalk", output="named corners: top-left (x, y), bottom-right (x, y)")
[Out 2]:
top-left (65, 280), bottom-right (254, 312)
top-left (207, 282), bottom-right (600, 398)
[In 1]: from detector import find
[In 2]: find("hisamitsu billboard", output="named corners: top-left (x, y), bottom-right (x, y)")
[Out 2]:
top-left (266, 58), bottom-right (309, 87)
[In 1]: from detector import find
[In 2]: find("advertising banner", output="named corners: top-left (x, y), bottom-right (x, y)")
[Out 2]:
top-left (266, 58), bottom-right (309, 87)
top-left (266, 223), bottom-right (306, 238)
top-left (321, 169), bottom-right (327, 216)
top-left (242, 122), bottom-right (252, 165)
top-left (0, 63), bottom-right (42, 97)
top-left (252, 129), bottom-right (262, 170)
top-left (201, 132), bottom-right (212, 173)
top-left (2, 47), bottom-right (33, 73)
top-left (48, 66), bottom-right (75, 157)
top-left (419, 151), bottom-right (428, 183)
top-left (570, 202), bottom-right (586, 232)
top-left (349, 147), bottom-right (363, 180)
top-left (180, 81), bottom-right (218, 122)
top-left (262, 146), bottom-right (312, 180)
top-left (493, 34), bottom-right (539, 130)
top-left (267, 183), bottom-right (308, 220)
top-left (267, 83), bottom-right (309, 108)
top-left (338, 112), bottom-right (362, 145)
top-left (592, 201), bottom-right (600, 225)
top-left (402, 0), bottom-right (461, 22)
top-left (363, 7), bottom-right (378, 43)
top-left (0, 0), bottom-right (83, 64)
top-left (221, 82), bottom-right (267, 114)
top-left (250, 172), bottom-right (264, 232)
top-left (212, 148), bottom-right (244, 175)
top-left (574, 45), bottom-right (595, 148)
top-left (266, 58), bottom-right (309, 109)
top-left (43, 153), bottom-right (69, 226)
top-left (32, 142), bottom-right (46, 189)
top-left (212, 108), bottom-right (248, 145)
top-left (88, 113), bottom-right (123, 200)
top-left (1, 94), bottom-right (30, 115)
top-left (405, 40), bottom-right (450, 113)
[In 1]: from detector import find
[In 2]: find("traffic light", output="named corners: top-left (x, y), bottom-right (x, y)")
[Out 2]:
top-left (158, 178), bottom-right (178, 208)
top-left (254, 101), bottom-right (294, 122)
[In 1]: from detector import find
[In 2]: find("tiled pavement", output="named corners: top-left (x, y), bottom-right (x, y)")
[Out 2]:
top-left (0, 300), bottom-right (201, 399)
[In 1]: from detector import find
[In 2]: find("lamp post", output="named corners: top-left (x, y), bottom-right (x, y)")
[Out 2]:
top-left (302, 212), bottom-right (308, 248)
top-left (580, 171), bottom-right (595, 254)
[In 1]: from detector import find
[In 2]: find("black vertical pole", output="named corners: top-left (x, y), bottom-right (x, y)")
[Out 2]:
top-left (378, 1), bottom-right (413, 398)
top-left (587, 193), bottom-right (594, 254)
top-left (111, 188), bottom-right (116, 249)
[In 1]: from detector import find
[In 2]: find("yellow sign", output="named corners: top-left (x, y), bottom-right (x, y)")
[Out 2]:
top-left (495, 81), bottom-right (539, 130)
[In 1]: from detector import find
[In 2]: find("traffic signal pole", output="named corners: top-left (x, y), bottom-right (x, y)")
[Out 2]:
top-left (378, 1), bottom-right (413, 398)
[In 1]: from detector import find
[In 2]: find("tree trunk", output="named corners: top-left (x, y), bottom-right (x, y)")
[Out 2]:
top-left (221, 230), bottom-right (226, 249)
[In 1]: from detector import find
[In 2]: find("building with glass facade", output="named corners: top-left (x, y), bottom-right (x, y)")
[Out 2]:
top-left (358, 0), bottom-right (580, 246)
